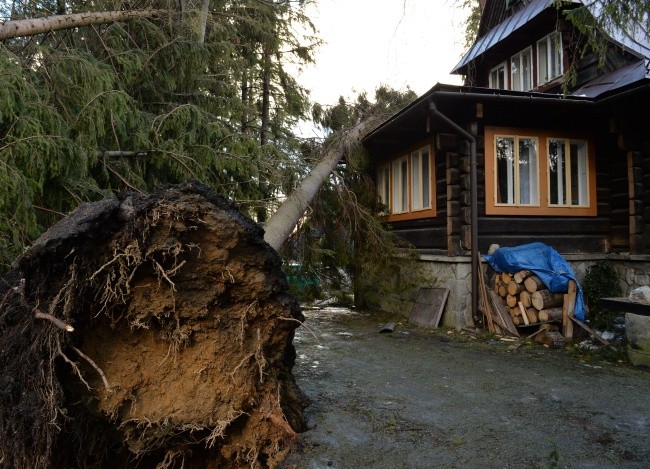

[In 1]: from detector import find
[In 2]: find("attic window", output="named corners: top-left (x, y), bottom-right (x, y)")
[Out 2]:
top-left (511, 47), bottom-right (532, 91)
top-left (506, 0), bottom-right (522, 10)
top-left (489, 62), bottom-right (507, 89)
top-left (538, 32), bottom-right (563, 85)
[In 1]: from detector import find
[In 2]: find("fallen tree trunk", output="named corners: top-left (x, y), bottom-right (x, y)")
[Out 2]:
top-left (0, 9), bottom-right (165, 40)
top-left (0, 181), bottom-right (305, 468)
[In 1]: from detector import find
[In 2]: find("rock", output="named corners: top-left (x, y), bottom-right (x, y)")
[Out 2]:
top-left (629, 286), bottom-right (650, 304)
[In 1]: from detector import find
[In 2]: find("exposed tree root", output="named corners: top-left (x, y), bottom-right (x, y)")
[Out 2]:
top-left (0, 181), bottom-right (307, 468)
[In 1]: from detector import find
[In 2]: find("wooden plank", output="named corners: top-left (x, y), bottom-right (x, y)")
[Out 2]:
top-left (408, 288), bottom-right (449, 329)
top-left (477, 255), bottom-right (497, 334)
top-left (562, 280), bottom-right (576, 340)
top-left (598, 297), bottom-right (650, 316)
top-left (488, 290), bottom-right (520, 337)
top-left (569, 316), bottom-right (616, 350)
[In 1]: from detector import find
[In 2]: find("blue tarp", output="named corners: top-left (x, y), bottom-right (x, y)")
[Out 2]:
top-left (483, 242), bottom-right (586, 321)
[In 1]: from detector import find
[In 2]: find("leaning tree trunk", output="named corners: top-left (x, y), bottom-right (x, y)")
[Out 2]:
top-left (0, 9), bottom-right (165, 40)
top-left (263, 119), bottom-right (378, 251)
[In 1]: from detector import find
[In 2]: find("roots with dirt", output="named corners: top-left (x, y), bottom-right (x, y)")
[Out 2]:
top-left (0, 181), bottom-right (306, 468)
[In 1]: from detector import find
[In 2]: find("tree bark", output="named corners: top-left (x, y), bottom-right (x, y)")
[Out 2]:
top-left (263, 120), bottom-right (376, 251)
top-left (538, 307), bottom-right (564, 322)
top-left (198, 0), bottom-right (210, 43)
top-left (0, 10), bottom-right (165, 41)
top-left (531, 290), bottom-right (564, 310)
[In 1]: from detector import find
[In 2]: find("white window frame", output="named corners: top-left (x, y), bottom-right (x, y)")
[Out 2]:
top-left (494, 135), bottom-right (540, 207)
top-left (410, 146), bottom-right (432, 212)
top-left (537, 32), bottom-right (563, 85)
top-left (489, 62), bottom-right (507, 89)
top-left (511, 46), bottom-right (533, 91)
top-left (547, 138), bottom-right (589, 207)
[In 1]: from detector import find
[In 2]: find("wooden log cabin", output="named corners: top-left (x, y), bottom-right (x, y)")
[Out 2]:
top-left (361, 0), bottom-right (650, 327)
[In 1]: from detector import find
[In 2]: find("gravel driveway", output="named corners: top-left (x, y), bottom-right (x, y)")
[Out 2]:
top-left (281, 307), bottom-right (650, 469)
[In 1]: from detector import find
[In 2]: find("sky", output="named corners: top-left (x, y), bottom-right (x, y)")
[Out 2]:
top-left (295, 0), bottom-right (470, 108)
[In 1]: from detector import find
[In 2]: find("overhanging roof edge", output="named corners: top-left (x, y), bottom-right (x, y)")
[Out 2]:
top-left (362, 84), bottom-right (593, 144)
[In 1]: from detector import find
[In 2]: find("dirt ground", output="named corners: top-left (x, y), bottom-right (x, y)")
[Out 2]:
top-left (281, 307), bottom-right (650, 469)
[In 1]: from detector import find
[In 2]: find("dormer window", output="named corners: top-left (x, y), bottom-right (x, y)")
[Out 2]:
top-left (489, 62), bottom-right (507, 89)
top-left (537, 32), bottom-right (563, 85)
top-left (511, 47), bottom-right (532, 91)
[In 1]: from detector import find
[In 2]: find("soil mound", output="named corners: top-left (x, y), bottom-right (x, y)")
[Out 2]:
top-left (0, 181), bottom-right (306, 468)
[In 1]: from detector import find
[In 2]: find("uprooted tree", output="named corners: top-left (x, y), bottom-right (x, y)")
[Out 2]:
top-left (0, 4), bottom-right (425, 466)
top-left (0, 181), bottom-right (307, 468)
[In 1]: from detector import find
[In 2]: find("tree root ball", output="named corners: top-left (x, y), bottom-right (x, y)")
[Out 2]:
top-left (0, 181), bottom-right (307, 468)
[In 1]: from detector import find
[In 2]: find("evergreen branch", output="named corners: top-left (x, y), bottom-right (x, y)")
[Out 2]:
top-left (106, 164), bottom-right (144, 194)
top-left (73, 90), bottom-right (130, 126)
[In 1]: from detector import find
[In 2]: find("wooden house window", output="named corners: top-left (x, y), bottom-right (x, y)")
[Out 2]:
top-left (375, 142), bottom-right (436, 221)
top-left (548, 139), bottom-right (589, 207)
top-left (489, 62), bottom-right (507, 89)
top-left (485, 127), bottom-right (596, 216)
top-left (495, 135), bottom-right (539, 206)
top-left (537, 32), bottom-right (563, 85)
top-left (511, 47), bottom-right (532, 91)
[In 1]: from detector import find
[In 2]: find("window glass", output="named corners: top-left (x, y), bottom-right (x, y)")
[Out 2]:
top-left (511, 56), bottom-right (521, 91)
top-left (496, 136), bottom-right (538, 205)
top-left (382, 166), bottom-right (390, 205)
top-left (511, 48), bottom-right (532, 92)
top-left (548, 139), bottom-right (567, 205)
top-left (518, 138), bottom-right (538, 204)
top-left (570, 141), bottom-right (588, 205)
top-left (490, 63), bottom-right (506, 89)
top-left (548, 139), bottom-right (588, 207)
top-left (522, 49), bottom-right (532, 90)
top-left (550, 33), bottom-right (562, 80)
top-left (537, 39), bottom-right (548, 84)
top-left (377, 165), bottom-right (390, 207)
top-left (400, 159), bottom-right (408, 212)
top-left (392, 160), bottom-right (400, 213)
top-left (411, 152), bottom-right (420, 210)
top-left (422, 149), bottom-right (430, 209)
top-left (496, 137), bottom-right (515, 204)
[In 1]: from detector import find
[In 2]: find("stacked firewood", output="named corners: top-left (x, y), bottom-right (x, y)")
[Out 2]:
top-left (494, 270), bottom-right (564, 326)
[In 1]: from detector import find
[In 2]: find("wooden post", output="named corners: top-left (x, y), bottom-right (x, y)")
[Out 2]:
top-left (562, 280), bottom-right (576, 340)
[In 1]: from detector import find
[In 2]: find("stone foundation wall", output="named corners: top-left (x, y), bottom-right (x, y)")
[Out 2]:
top-left (369, 254), bottom-right (650, 329)
top-left (565, 254), bottom-right (650, 297)
top-left (367, 255), bottom-right (474, 329)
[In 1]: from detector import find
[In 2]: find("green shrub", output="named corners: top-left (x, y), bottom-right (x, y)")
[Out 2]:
top-left (583, 260), bottom-right (622, 330)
